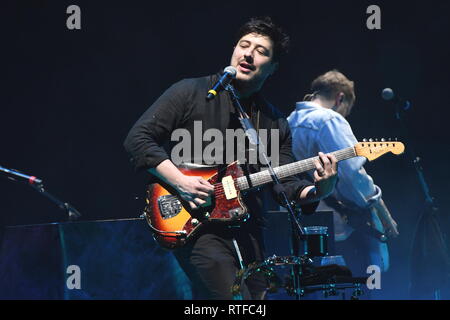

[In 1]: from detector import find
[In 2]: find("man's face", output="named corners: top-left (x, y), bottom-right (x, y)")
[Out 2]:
top-left (230, 33), bottom-right (278, 89)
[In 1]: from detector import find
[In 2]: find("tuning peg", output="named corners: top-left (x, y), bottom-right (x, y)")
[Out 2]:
top-left (395, 138), bottom-right (398, 141)
top-left (369, 138), bottom-right (373, 142)
top-left (362, 138), bottom-right (368, 142)
top-left (381, 138), bottom-right (386, 142)
top-left (375, 138), bottom-right (379, 142)
top-left (388, 138), bottom-right (392, 141)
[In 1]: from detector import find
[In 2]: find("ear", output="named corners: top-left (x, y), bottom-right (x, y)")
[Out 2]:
top-left (336, 92), bottom-right (345, 105)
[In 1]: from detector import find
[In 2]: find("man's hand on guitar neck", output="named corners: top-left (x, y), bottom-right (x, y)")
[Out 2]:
top-left (149, 159), bottom-right (214, 210)
top-left (299, 152), bottom-right (338, 203)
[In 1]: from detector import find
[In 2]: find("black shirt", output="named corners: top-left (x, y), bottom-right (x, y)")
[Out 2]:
top-left (124, 74), bottom-right (316, 221)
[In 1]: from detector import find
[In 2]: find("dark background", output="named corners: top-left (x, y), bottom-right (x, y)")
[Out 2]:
top-left (1, 0), bottom-right (449, 299)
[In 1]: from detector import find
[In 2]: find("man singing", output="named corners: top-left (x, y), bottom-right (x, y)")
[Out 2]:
top-left (124, 17), bottom-right (338, 299)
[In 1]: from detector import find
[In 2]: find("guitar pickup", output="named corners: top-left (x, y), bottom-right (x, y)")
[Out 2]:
top-left (158, 195), bottom-right (182, 219)
top-left (222, 176), bottom-right (237, 200)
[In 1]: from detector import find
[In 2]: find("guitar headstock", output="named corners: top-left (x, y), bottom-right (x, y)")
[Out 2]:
top-left (354, 139), bottom-right (405, 161)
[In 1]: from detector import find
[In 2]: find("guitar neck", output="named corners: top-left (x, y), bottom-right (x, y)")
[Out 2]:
top-left (236, 146), bottom-right (356, 190)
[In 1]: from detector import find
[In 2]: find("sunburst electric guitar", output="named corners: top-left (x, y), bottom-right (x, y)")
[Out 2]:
top-left (143, 140), bottom-right (405, 249)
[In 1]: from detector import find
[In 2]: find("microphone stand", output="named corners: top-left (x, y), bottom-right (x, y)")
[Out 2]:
top-left (30, 184), bottom-right (82, 221)
top-left (0, 166), bottom-right (81, 221)
top-left (392, 100), bottom-right (450, 299)
top-left (226, 84), bottom-right (307, 300)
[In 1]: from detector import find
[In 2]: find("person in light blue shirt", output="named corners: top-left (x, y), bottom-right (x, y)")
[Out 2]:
top-left (287, 70), bottom-right (399, 275)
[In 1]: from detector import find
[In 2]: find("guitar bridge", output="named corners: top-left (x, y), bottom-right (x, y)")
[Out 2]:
top-left (158, 195), bottom-right (182, 219)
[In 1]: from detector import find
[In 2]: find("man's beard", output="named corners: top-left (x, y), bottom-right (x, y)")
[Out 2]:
top-left (234, 76), bottom-right (264, 97)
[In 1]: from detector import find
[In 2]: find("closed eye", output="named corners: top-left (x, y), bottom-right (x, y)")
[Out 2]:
top-left (256, 47), bottom-right (269, 56)
top-left (239, 40), bottom-right (250, 48)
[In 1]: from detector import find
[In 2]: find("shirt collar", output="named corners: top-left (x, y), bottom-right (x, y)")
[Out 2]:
top-left (295, 100), bottom-right (323, 110)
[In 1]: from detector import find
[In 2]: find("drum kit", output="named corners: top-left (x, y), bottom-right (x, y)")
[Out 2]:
top-left (232, 225), bottom-right (368, 300)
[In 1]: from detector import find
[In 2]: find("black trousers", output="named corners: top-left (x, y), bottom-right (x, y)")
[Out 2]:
top-left (173, 225), bottom-right (268, 300)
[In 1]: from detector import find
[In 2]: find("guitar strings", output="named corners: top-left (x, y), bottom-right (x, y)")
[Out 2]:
top-left (210, 148), bottom-right (357, 197)
top-left (191, 144), bottom-right (394, 199)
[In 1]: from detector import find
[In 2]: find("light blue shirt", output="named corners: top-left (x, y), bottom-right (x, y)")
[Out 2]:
top-left (287, 101), bottom-right (381, 208)
top-left (288, 101), bottom-right (389, 271)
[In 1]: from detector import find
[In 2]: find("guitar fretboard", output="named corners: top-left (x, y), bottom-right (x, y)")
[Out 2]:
top-left (235, 147), bottom-right (356, 190)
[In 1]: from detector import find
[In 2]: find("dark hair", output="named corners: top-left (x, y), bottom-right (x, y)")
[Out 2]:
top-left (310, 69), bottom-right (356, 107)
top-left (235, 16), bottom-right (290, 62)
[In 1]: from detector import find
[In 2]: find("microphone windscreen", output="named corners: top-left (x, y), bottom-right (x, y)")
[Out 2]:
top-left (381, 88), bottom-right (394, 101)
top-left (224, 66), bottom-right (237, 78)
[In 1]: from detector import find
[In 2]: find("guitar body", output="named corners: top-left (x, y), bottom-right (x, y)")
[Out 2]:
top-left (144, 162), bottom-right (248, 249)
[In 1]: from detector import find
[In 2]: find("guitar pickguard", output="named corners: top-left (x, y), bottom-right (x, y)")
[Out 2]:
top-left (144, 162), bottom-right (248, 249)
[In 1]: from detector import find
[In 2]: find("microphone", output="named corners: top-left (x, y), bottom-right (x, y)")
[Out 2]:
top-left (381, 88), bottom-right (411, 111)
top-left (0, 165), bottom-right (43, 187)
top-left (206, 66), bottom-right (237, 100)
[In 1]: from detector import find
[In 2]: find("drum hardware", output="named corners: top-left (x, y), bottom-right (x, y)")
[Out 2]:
top-left (232, 254), bottom-right (366, 300)
top-left (232, 212), bottom-right (367, 300)
top-left (231, 255), bottom-right (314, 300)
top-left (302, 226), bottom-right (329, 258)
